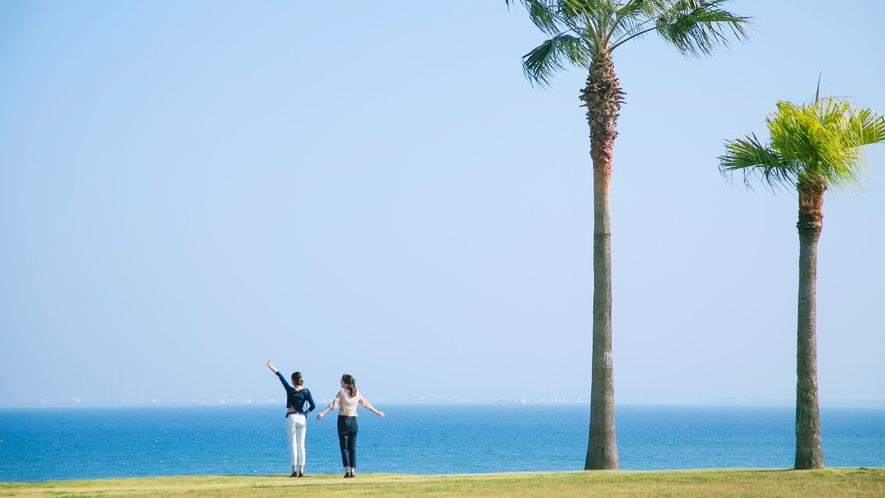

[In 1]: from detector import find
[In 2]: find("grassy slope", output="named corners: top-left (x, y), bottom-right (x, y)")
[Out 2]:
top-left (1, 468), bottom-right (883, 497)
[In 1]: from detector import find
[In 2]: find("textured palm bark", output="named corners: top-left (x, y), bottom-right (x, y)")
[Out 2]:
top-left (580, 54), bottom-right (623, 471)
top-left (794, 184), bottom-right (825, 470)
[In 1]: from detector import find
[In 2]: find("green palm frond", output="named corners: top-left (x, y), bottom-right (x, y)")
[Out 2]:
top-left (720, 95), bottom-right (885, 193)
top-left (606, 0), bottom-right (667, 43)
top-left (522, 34), bottom-right (591, 87)
top-left (849, 107), bottom-right (885, 147)
top-left (616, 0), bottom-right (661, 19)
top-left (771, 99), bottom-right (866, 189)
top-left (650, 0), bottom-right (750, 57)
top-left (508, 0), bottom-right (750, 85)
top-left (560, 0), bottom-right (595, 18)
top-left (720, 133), bottom-right (796, 191)
top-left (506, 0), bottom-right (561, 35)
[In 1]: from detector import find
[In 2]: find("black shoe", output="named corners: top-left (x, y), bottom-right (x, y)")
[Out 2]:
top-left (343, 472), bottom-right (351, 478)
top-left (290, 472), bottom-right (298, 478)
top-left (297, 471), bottom-right (304, 478)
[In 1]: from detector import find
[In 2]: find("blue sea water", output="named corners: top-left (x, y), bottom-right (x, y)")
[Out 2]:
top-left (1, 405), bottom-right (883, 481)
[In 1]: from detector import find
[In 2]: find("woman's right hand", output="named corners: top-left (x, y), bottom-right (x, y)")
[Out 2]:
top-left (267, 360), bottom-right (277, 372)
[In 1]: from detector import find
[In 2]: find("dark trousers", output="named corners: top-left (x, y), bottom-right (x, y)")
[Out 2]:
top-left (337, 415), bottom-right (358, 468)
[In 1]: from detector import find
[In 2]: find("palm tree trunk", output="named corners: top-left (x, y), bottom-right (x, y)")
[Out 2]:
top-left (794, 184), bottom-right (825, 469)
top-left (580, 54), bottom-right (623, 471)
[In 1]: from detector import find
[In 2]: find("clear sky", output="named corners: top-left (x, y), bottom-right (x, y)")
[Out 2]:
top-left (1, 1), bottom-right (883, 408)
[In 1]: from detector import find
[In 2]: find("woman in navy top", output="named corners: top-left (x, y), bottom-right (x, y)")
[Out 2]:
top-left (267, 359), bottom-right (316, 477)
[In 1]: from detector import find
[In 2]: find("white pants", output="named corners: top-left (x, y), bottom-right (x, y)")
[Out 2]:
top-left (285, 414), bottom-right (307, 467)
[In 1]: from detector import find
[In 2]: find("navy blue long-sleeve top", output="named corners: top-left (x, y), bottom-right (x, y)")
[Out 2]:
top-left (276, 371), bottom-right (316, 416)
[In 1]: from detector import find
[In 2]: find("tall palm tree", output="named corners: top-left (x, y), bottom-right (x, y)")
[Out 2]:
top-left (719, 94), bottom-right (885, 469)
top-left (506, 0), bottom-right (749, 469)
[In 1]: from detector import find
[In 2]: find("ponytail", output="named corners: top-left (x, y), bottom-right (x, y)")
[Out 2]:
top-left (342, 374), bottom-right (357, 397)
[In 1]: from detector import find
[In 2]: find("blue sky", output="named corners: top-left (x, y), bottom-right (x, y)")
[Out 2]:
top-left (1, 0), bottom-right (883, 407)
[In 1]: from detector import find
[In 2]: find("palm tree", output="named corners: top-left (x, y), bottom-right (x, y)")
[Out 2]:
top-left (506, 0), bottom-right (750, 469)
top-left (719, 94), bottom-right (885, 469)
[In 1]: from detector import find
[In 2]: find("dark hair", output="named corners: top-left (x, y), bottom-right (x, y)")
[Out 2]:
top-left (341, 374), bottom-right (356, 397)
top-left (291, 372), bottom-right (303, 387)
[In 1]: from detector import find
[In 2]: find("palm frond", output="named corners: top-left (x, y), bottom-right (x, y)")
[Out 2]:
top-left (719, 133), bottom-right (796, 191)
top-left (606, 0), bottom-right (664, 42)
top-left (522, 34), bottom-right (591, 87)
top-left (770, 99), bottom-right (868, 190)
top-left (720, 94), bottom-right (885, 194)
top-left (847, 107), bottom-right (885, 147)
top-left (576, 0), bottom-right (617, 38)
top-left (653, 0), bottom-right (750, 57)
top-left (617, 0), bottom-right (662, 19)
top-left (559, 0), bottom-right (594, 18)
top-left (506, 0), bottom-right (562, 36)
top-left (510, 0), bottom-right (750, 71)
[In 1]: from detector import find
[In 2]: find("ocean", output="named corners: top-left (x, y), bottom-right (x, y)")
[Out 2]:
top-left (1, 405), bottom-right (883, 482)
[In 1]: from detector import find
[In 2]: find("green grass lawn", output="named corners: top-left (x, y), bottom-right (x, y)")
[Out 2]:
top-left (2, 468), bottom-right (883, 497)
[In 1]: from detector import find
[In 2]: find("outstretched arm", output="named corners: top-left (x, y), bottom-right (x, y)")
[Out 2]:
top-left (359, 397), bottom-right (385, 418)
top-left (315, 393), bottom-right (339, 420)
top-left (266, 360), bottom-right (278, 373)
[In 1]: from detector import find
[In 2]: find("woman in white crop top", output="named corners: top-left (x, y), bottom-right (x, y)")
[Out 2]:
top-left (316, 374), bottom-right (384, 478)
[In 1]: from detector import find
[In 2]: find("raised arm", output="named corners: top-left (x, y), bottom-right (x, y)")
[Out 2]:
top-left (267, 360), bottom-right (291, 389)
top-left (315, 392), bottom-right (340, 420)
top-left (359, 396), bottom-right (385, 418)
